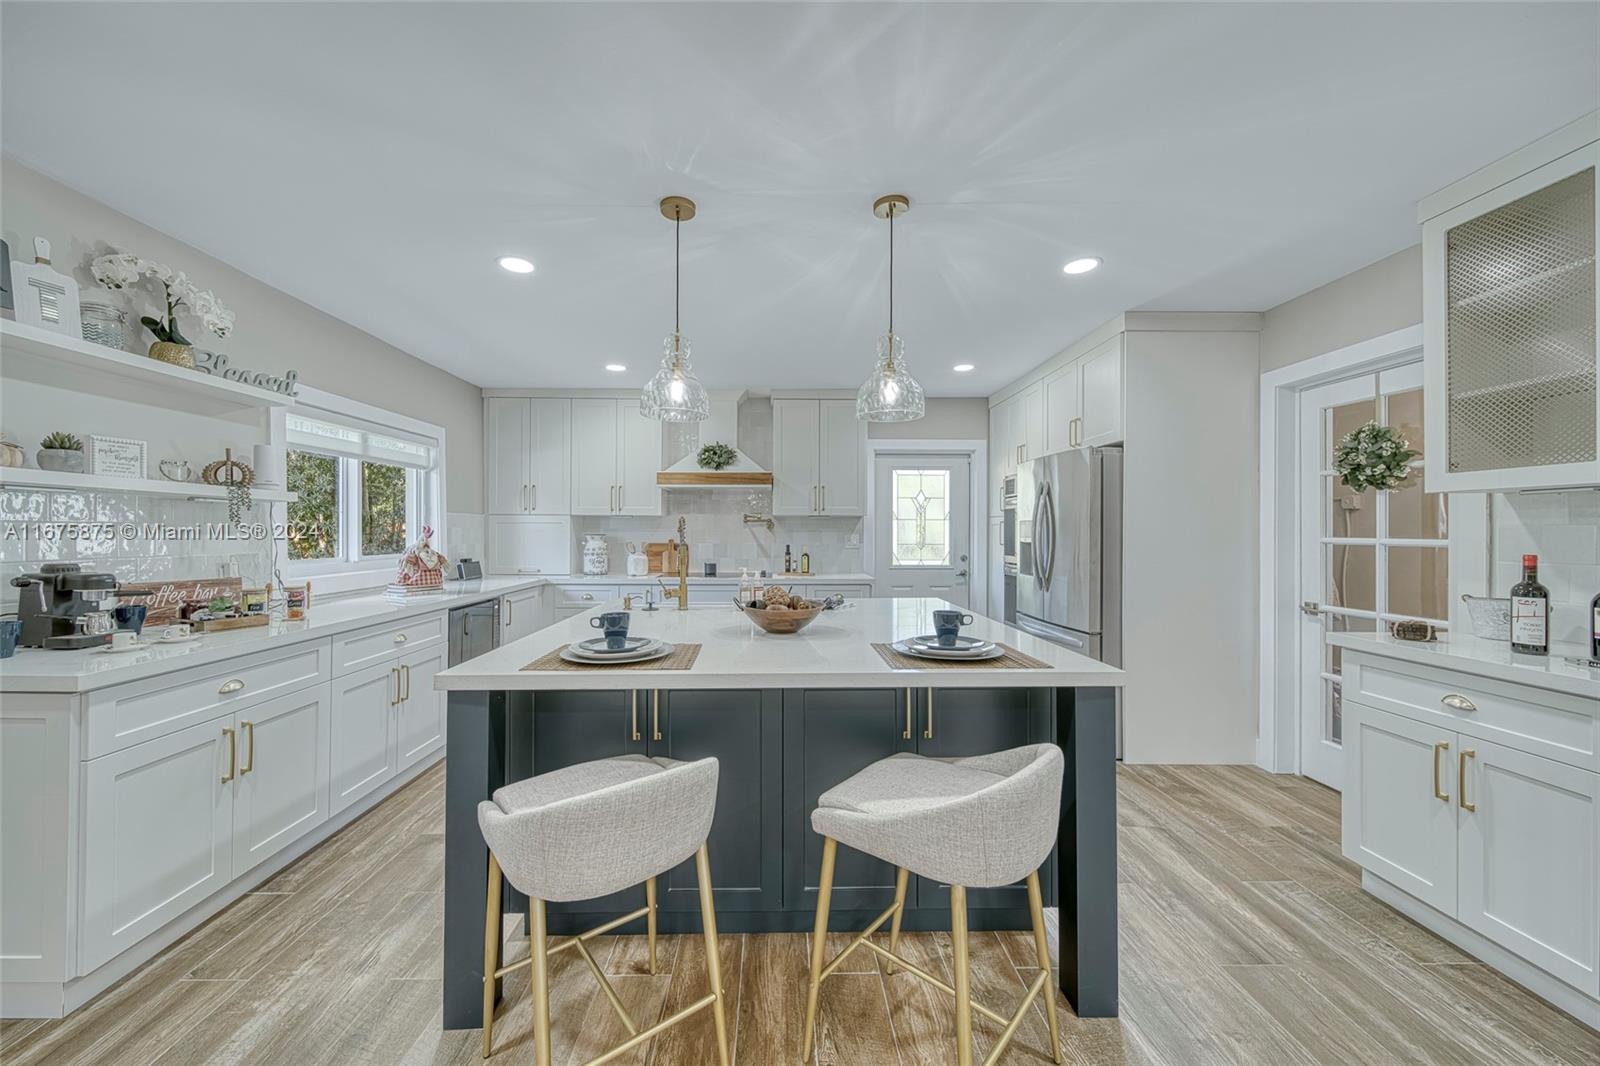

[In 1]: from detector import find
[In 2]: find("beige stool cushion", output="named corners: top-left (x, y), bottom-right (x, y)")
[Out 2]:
top-left (479, 754), bottom-right (718, 902)
top-left (812, 745), bottom-right (1063, 889)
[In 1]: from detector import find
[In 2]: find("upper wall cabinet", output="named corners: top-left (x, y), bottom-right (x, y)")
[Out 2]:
top-left (1422, 114), bottom-right (1600, 493)
top-left (571, 398), bottom-right (662, 516)
top-left (485, 397), bottom-right (571, 514)
top-left (772, 398), bottom-right (866, 516)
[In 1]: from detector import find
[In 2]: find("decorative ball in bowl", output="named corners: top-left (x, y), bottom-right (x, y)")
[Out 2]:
top-left (736, 586), bottom-right (825, 634)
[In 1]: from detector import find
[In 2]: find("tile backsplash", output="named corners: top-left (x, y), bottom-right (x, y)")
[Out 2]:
top-left (1491, 490), bottom-right (1600, 644)
top-left (1, 489), bottom-right (277, 607)
top-left (576, 488), bottom-right (863, 576)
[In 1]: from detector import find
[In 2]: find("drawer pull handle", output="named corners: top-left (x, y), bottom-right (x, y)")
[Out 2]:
top-left (1459, 749), bottom-right (1476, 812)
top-left (1432, 741), bottom-right (1450, 803)
top-left (394, 632), bottom-right (408, 644)
top-left (221, 727), bottom-right (237, 784)
top-left (240, 721), bottom-right (255, 775)
top-left (218, 678), bottom-right (245, 695)
top-left (583, 593), bottom-right (594, 600)
top-left (1441, 693), bottom-right (1476, 712)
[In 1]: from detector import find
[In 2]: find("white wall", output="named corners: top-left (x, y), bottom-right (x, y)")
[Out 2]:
top-left (1, 158), bottom-right (486, 511)
top-left (1260, 246), bottom-right (1422, 374)
top-left (867, 397), bottom-right (989, 440)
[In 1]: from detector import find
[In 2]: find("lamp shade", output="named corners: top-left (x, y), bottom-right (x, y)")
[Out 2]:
top-left (855, 332), bottom-right (925, 422)
top-left (639, 331), bottom-right (709, 422)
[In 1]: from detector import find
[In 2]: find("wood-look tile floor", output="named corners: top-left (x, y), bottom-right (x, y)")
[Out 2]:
top-left (5, 762), bottom-right (1598, 1065)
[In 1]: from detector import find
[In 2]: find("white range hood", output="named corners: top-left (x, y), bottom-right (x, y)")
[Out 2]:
top-left (656, 390), bottom-right (773, 488)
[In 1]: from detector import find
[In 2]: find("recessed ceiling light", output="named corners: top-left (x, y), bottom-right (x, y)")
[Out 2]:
top-left (952, 363), bottom-right (975, 373)
top-left (1062, 256), bottom-right (1101, 275)
top-left (497, 255), bottom-right (535, 274)
top-left (604, 363), bottom-right (627, 373)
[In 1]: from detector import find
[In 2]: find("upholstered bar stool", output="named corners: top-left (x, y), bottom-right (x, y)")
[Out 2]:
top-left (801, 744), bottom-right (1066, 1066)
top-left (478, 754), bottom-right (729, 1066)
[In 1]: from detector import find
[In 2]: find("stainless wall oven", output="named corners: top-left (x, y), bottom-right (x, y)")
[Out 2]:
top-left (1000, 473), bottom-right (1018, 573)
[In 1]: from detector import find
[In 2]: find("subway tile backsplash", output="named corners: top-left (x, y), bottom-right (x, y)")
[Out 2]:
top-left (575, 488), bottom-right (863, 576)
top-left (1492, 490), bottom-right (1600, 645)
top-left (1, 489), bottom-right (276, 607)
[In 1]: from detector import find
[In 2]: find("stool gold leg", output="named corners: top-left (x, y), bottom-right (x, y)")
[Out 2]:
top-left (645, 876), bottom-right (658, 975)
top-left (1027, 870), bottom-right (1063, 1064)
top-left (694, 846), bottom-right (731, 1066)
top-left (801, 836), bottom-right (838, 1064)
top-left (529, 898), bottom-right (552, 1066)
top-left (482, 852), bottom-right (502, 1059)
top-left (951, 885), bottom-right (973, 1066)
top-left (885, 867), bottom-right (909, 975)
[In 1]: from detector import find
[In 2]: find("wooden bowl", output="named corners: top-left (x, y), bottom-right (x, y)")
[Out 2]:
top-left (736, 601), bottom-right (825, 634)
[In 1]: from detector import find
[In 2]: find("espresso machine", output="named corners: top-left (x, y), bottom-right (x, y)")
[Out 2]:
top-left (9, 563), bottom-right (125, 649)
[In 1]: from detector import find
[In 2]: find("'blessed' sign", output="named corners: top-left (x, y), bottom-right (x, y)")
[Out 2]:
top-left (192, 349), bottom-right (299, 396)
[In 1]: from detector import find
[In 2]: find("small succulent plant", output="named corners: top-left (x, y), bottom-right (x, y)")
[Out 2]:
top-left (40, 432), bottom-right (83, 451)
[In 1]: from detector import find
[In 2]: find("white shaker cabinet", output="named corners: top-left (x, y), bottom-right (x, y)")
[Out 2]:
top-left (499, 584), bottom-right (547, 643)
top-left (231, 688), bottom-right (331, 877)
top-left (571, 398), bottom-right (662, 516)
top-left (485, 397), bottom-right (571, 514)
top-left (80, 718), bottom-right (237, 972)
top-left (1043, 363), bottom-right (1080, 455)
top-left (395, 642), bottom-right (448, 771)
top-left (772, 397), bottom-right (866, 515)
top-left (485, 515), bottom-right (571, 576)
top-left (1458, 738), bottom-right (1599, 993)
top-left (329, 660), bottom-right (400, 816)
top-left (1076, 335), bottom-right (1124, 449)
top-left (1421, 114), bottom-right (1599, 492)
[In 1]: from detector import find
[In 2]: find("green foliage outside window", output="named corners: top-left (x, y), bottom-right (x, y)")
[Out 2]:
top-left (287, 450), bottom-right (337, 560)
top-left (361, 462), bottom-right (408, 556)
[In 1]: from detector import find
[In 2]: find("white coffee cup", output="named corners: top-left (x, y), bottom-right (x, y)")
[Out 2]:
top-left (110, 630), bottom-right (138, 651)
top-left (163, 623), bottom-right (192, 641)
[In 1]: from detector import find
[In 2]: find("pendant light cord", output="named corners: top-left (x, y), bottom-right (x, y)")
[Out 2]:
top-left (674, 209), bottom-right (682, 345)
top-left (888, 204), bottom-right (895, 337)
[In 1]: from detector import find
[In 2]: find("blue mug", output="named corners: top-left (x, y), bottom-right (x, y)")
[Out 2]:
top-left (0, 618), bottom-right (19, 659)
top-left (932, 609), bottom-right (974, 647)
top-left (114, 604), bottom-right (148, 635)
top-left (589, 610), bottom-right (631, 650)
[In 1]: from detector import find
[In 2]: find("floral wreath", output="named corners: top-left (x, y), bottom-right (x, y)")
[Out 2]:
top-left (1334, 421), bottom-right (1418, 492)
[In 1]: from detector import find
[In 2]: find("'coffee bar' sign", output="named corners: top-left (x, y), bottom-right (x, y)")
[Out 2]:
top-left (192, 349), bottom-right (299, 396)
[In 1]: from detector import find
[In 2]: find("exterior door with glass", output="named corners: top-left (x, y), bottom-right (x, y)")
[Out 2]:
top-left (873, 454), bottom-right (971, 606)
top-left (1298, 363), bottom-right (1448, 790)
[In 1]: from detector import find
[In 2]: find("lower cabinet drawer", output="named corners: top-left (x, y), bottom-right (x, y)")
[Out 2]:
top-left (552, 585), bottom-right (617, 610)
top-left (1345, 654), bottom-right (1599, 772)
top-left (85, 640), bottom-right (330, 758)
top-left (333, 613), bottom-right (446, 675)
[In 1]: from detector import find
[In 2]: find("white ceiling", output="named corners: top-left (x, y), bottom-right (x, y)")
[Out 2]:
top-left (3, 3), bottom-right (1596, 394)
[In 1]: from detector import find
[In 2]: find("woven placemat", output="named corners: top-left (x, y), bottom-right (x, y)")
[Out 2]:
top-left (870, 642), bottom-right (1051, 670)
top-left (522, 643), bottom-right (702, 672)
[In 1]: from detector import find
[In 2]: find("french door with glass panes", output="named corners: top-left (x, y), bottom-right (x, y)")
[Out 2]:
top-left (1299, 363), bottom-right (1448, 789)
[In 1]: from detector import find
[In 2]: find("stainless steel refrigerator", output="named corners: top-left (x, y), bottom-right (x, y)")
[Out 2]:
top-left (1016, 446), bottom-right (1123, 748)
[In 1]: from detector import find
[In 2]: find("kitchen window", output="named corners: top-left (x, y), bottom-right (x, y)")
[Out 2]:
top-left (283, 388), bottom-right (444, 583)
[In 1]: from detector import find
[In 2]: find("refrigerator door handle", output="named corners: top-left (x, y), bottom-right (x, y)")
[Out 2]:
top-left (1037, 480), bottom-right (1056, 592)
top-left (1015, 614), bottom-right (1086, 649)
top-left (1030, 485), bottom-right (1047, 591)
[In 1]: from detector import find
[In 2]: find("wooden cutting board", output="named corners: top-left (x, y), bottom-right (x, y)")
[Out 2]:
top-left (643, 541), bottom-right (678, 574)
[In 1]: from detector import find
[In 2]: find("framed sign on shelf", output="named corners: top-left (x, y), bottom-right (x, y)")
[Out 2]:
top-left (85, 435), bottom-right (148, 479)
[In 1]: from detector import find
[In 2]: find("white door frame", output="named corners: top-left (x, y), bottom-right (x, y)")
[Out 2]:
top-left (864, 439), bottom-right (988, 611)
top-left (1257, 324), bottom-right (1489, 774)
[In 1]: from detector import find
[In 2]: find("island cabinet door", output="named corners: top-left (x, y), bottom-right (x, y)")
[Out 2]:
top-left (913, 687), bottom-right (1055, 911)
top-left (651, 690), bottom-right (782, 912)
top-left (532, 690), bottom-right (649, 918)
top-left (783, 689), bottom-right (916, 914)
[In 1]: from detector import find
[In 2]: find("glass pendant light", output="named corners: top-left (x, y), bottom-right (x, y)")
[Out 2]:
top-left (640, 195), bottom-right (710, 422)
top-left (856, 193), bottom-right (925, 422)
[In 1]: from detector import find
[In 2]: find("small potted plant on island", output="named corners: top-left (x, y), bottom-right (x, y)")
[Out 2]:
top-left (90, 253), bottom-right (235, 368)
top-left (36, 432), bottom-right (84, 473)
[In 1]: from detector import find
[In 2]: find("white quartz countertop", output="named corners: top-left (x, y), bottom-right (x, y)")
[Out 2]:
top-left (1329, 631), bottom-right (1600, 701)
top-left (544, 572), bottom-right (875, 585)
top-left (436, 597), bottom-right (1124, 691)
top-left (0, 577), bottom-right (545, 694)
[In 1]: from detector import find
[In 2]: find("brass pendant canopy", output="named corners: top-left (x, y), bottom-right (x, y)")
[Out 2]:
top-left (659, 195), bottom-right (697, 221)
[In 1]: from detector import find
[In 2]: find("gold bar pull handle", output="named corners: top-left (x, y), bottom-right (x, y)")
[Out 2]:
top-left (1433, 741), bottom-right (1450, 803)
top-left (923, 688), bottom-right (934, 741)
top-left (221, 727), bottom-right (236, 784)
top-left (652, 690), bottom-right (663, 742)
top-left (903, 689), bottom-right (913, 740)
top-left (1459, 749), bottom-right (1476, 812)
top-left (240, 721), bottom-right (254, 775)
top-left (631, 690), bottom-right (642, 742)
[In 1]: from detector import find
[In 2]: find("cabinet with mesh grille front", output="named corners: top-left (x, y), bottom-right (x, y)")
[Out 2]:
top-left (1422, 117), bottom-right (1600, 492)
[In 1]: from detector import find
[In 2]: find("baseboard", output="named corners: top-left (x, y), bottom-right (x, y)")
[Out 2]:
top-left (2, 754), bottom-right (442, 1020)
top-left (1362, 871), bottom-right (1600, 1032)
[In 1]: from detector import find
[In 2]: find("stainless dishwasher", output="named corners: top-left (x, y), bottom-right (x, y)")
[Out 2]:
top-left (449, 601), bottom-right (500, 665)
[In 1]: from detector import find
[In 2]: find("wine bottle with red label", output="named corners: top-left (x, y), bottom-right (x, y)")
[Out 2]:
top-left (1509, 554), bottom-right (1549, 656)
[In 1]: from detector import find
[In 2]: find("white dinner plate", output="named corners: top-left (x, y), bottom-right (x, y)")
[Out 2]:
top-left (576, 635), bottom-right (654, 655)
top-left (891, 639), bottom-right (1003, 662)
top-left (907, 633), bottom-right (988, 651)
top-left (560, 641), bottom-right (674, 665)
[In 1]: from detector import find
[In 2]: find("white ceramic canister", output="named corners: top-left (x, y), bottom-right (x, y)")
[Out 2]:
top-left (582, 532), bottom-right (610, 576)
top-left (626, 542), bottom-right (649, 577)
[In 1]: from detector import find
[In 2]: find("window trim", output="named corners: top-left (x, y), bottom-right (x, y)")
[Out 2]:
top-left (278, 386), bottom-right (446, 591)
